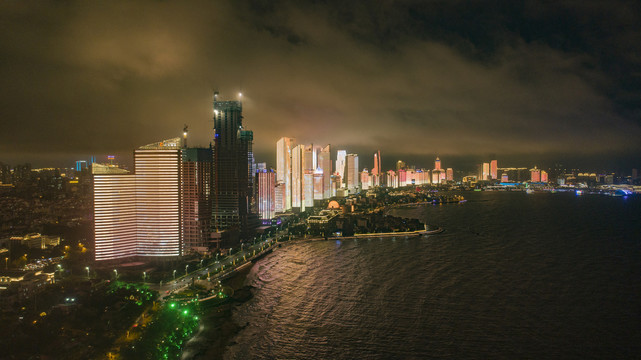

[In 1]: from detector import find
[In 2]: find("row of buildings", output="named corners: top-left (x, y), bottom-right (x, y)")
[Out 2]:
top-left (93, 94), bottom-right (255, 262)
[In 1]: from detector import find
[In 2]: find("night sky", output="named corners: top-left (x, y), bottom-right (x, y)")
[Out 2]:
top-left (2, 1), bottom-right (640, 171)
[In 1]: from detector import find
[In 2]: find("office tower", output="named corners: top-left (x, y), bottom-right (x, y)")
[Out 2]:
top-left (182, 147), bottom-right (213, 252)
top-left (501, 173), bottom-right (509, 182)
top-left (319, 145), bottom-right (332, 198)
top-left (93, 164), bottom-right (136, 261)
top-left (292, 144), bottom-right (304, 209)
top-left (346, 154), bottom-right (359, 192)
top-left (274, 182), bottom-right (284, 214)
top-left (361, 169), bottom-right (371, 190)
top-left (490, 160), bottom-right (498, 180)
top-left (477, 164), bottom-right (483, 181)
top-left (135, 138), bottom-right (182, 257)
top-left (373, 150), bottom-right (382, 175)
top-left (434, 157), bottom-right (441, 171)
top-left (386, 170), bottom-right (397, 188)
top-left (303, 145), bottom-right (315, 208)
top-left (541, 171), bottom-right (549, 183)
top-left (396, 160), bottom-right (406, 171)
top-left (257, 169), bottom-right (276, 222)
top-left (336, 150), bottom-right (347, 187)
top-left (314, 169), bottom-right (324, 200)
top-left (482, 162), bottom-right (490, 180)
top-left (211, 94), bottom-right (254, 236)
top-left (256, 162), bottom-right (267, 171)
top-left (446, 168), bottom-right (453, 182)
top-left (530, 167), bottom-right (541, 182)
top-left (330, 174), bottom-right (340, 196)
top-left (276, 137), bottom-right (295, 210)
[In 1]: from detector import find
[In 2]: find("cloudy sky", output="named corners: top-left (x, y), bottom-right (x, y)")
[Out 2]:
top-left (1, 0), bottom-right (640, 171)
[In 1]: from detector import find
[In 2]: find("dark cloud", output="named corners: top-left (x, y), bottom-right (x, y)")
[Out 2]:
top-left (0, 0), bottom-right (640, 171)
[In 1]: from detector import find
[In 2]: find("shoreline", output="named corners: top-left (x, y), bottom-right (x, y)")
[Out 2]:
top-left (181, 262), bottom-right (256, 360)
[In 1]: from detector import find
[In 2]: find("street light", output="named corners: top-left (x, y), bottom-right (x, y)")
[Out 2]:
top-left (113, 269), bottom-right (118, 280)
top-left (143, 271), bottom-right (147, 282)
top-left (185, 265), bottom-right (189, 275)
top-left (85, 266), bottom-right (90, 278)
top-left (173, 270), bottom-right (177, 280)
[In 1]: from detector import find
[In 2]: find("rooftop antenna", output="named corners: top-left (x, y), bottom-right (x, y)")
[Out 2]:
top-left (183, 124), bottom-right (188, 148)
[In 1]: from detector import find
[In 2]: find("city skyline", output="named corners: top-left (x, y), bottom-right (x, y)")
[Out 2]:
top-left (1, 1), bottom-right (641, 171)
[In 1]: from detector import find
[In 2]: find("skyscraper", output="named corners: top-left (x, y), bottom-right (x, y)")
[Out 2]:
top-left (303, 145), bottom-right (315, 208)
top-left (276, 137), bottom-right (295, 210)
top-left (336, 150), bottom-right (347, 188)
top-left (93, 164), bottom-right (136, 261)
top-left (211, 93), bottom-right (254, 237)
top-left (135, 138), bottom-right (183, 258)
top-left (319, 145), bottom-right (331, 198)
top-left (530, 167), bottom-right (541, 182)
top-left (434, 157), bottom-right (441, 171)
top-left (292, 144), bottom-right (304, 209)
top-left (490, 160), bottom-right (498, 180)
top-left (346, 154), bottom-right (359, 192)
top-left (482, 162), bottom-right (490, 181)
top-left (257, 169), bottom-right (276, 222)
top-left (182, 147), bottom-right (213, 252)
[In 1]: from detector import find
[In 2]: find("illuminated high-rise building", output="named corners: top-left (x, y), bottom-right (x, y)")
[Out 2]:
top-left (530, 167), bottom-right (541, 182)
top-left (313, 169), bottom-right (324, 200)
top-left (182, 147), bottom-right (213, 252)
top-left (303, 145), bottom-right (315, 208)
top-left (211, 93), bottom-right (255, 237)
top-left (346, 154), bottom-right (359, 192)
top-left (361, 169), bottom-right (371, 190)
top-left (446, 168), bottom-right (453, 182)
top-left (276, 137), bottom-right (295, 210)
top-left (274, 182), bottom-right (284, 213)
top-left (135, 138), bottom-right (183, 258)
top-left (482, 162), bottom-right (490, 181)
top-left (490, 160), bottom-right (498, 180)
top-left (93, 164), bottom-right (136, 261)
top-left (319, 145), bottom-right (331, 198)
top-left (541, 170), bottom-right (548, 183)
top-left (291, 144), bottom-right (304, 209)
top-left (336, 150), bottom-right (347, 188)
top-left (257, 169), bottom-right (276, 222)
top-left (434, 157), bottom-right (441, 171)
top-left (396, 160), bottom-right (406, 171)
top-left (501, 173), bottom-right (509, 182)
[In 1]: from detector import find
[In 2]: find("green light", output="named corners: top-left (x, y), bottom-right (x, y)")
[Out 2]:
top-left (170, 303), bottom-right (176, 308)
top-left (183, 309), bottom-right (188, 315)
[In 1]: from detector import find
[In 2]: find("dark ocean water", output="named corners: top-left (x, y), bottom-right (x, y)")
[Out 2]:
top-left (222, 192), bottom-right (641, 359)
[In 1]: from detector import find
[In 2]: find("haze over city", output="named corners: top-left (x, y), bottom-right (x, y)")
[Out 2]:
top-left (2, 1), bottom-right (641, 171)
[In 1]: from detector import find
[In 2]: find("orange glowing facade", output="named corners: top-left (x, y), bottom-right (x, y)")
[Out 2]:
top-left (490, 160), bottom-right (498, 180)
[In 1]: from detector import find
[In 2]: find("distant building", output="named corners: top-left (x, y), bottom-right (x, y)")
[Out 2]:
top-left (319, 145), bottom-right (332, 198)
top-left (482, 162), bottom-right (490, 181)
top-left (257, 169), bottom-right (276, 221)
top-left (541, 170), bottom-right (549, 183)
top-left (530, 167), bottom-right (541, 182)
top-left (276, 137), bottom-right (295, 210)
top-left (446, 168), bottom-right (454, 182)
top-left (336, 150), bottom-right (347, 188)
top-left (490, 160), bottom-right (498, 180)
top-left (346, 154), bottom-right (359, 192)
